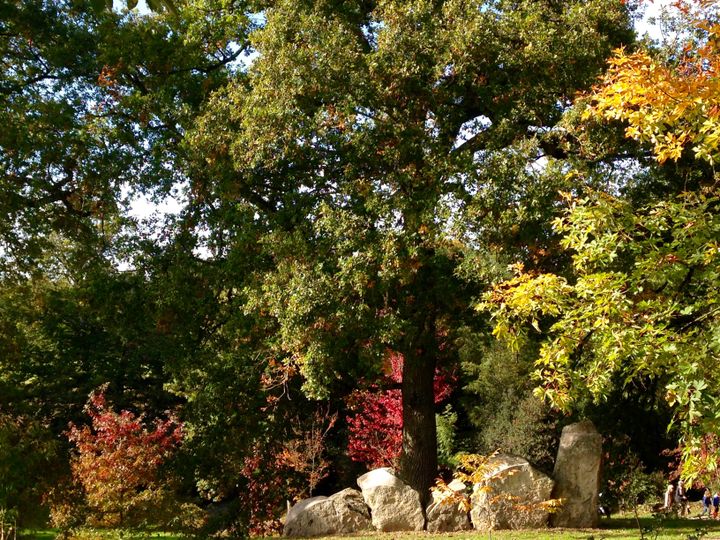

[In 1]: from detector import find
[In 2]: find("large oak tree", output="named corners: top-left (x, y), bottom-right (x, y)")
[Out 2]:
top-left (188, 0), bottom-right (635, 497)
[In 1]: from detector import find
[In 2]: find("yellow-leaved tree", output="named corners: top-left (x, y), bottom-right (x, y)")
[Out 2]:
top-left (483, 0), bottom-right (720, 484)
top-left (588, 0), bottom-right (720, 163)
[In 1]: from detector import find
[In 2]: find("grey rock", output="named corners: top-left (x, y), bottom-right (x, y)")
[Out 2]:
top-left (283, 488), bottom-right (372, 537)
top-left (357, 468), bottom-right (425, 531)
top-left (426, 479), bottom-right (471, 532)
top-left (470, 454), bottom-right (555, 530)
top-left (550, 420), bottom-right (603, 528)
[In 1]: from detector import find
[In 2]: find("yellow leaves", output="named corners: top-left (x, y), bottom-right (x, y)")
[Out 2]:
top-left (432, 452), bottom-right (564, 519)
top-left (453, 451), bottom-right (501, 486)
top-left (656, 132), bottom-right (688, 163)
top-left (432, 477), bottom-right (472, 513)
top-left (479, 271), bottom-right (571, 354)
top-left (587, 26), bottom-right (720, 164)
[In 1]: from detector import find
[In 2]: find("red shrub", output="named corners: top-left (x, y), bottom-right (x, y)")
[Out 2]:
top-left (346, 352), bottom-right (454, 468)
top-left (67, 388), bottom-right (183, 527)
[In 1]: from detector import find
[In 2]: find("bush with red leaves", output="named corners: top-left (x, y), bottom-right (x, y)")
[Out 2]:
top-left (346, 352), bottom-right (454, 468)
top-left (66, 387), bottom-right (183, 528)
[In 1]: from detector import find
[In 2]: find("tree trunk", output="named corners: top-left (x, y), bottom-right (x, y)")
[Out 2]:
top-left (400, 343), bottom-right (437, 508)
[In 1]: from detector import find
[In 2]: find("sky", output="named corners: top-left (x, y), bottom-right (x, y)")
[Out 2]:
top-left (636, 0), bottom-right (672, 41)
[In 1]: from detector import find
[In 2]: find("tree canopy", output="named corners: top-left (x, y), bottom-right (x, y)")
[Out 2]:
top-left (187, 0), bottom-right (635, 496)
top-left (483, 0), bottom-right (720, 483)
top-left (11, 0), bottom-right (719, 533)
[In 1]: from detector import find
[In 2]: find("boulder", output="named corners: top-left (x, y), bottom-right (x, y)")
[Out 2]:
top-left (426, 478), bottom-right (472, 532)
top-left (470, 454), bottom-right (554, 530)
top-left (550, 420), bottom-right (603, 528)
top-left (283, 488), bottom-right (372, 537)
top-left (356, 468), bottom-right (425, 531)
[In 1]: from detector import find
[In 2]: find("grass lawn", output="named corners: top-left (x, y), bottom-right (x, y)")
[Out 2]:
top-left (18, 515), bottom-right (720, 539)
top-left (270, 516), bottom-right (720, 540)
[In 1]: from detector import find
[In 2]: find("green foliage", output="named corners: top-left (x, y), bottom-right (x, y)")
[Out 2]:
top-left (0, 0), bottom-right (647, 527)
top-left (436, 405), bottom-right (458, 469)
top-left (188, 0), bottom-right (635, 493)
top-left (459, 334), bottom-right (561, 474)
top-left (484, 187), bottom-right (720, 483)
top-left (0, 507), bottom-right (18, 540)
top-left (0, 0), bottom-right (253, 278)
top-left (0, 413), bottom-right (60, 526)
top-left (616, 467), bottom-right (664, 513)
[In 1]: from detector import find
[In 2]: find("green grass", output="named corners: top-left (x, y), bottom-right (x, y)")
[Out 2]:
top-left (19, 531), bottom-right (57, 540)
top-left (275, 517), bottom-right (720, 540)
top-left (271, 515), bottom-right (720, 540)
top-left (18, 515), bottom-right (720, 540)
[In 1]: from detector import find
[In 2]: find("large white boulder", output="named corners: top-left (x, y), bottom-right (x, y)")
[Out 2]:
top-left (470, 454), bottom-right (554, 530)
top-left (356, 468), bottom-right (425, 531)
top-left (426, 478), bottom-right (472, 532)
top-left (283, 488), bottom-right (372, 537)
top-left (550, 420), bottom-right (603, 528)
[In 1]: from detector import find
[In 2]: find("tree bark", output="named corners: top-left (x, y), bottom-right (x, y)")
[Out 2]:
top-left (400, 342), bottom-right (437, 509)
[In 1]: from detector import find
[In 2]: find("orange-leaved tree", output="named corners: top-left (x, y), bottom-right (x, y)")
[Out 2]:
top-left (587, 0), bottom-right (720, 164)
top-left (67, 388), bottom-right (183, 528)
top-left (482, 0), bottom-right (720, 484)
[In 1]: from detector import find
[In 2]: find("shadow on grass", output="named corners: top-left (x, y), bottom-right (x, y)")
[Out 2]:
top-left (596, 514), bottom-right (720, 540)
top-left (602, 516), bottom-right (720, 531)
top-left (19, 531), bottom-right (58, 540)
top-left (20, 531), bottom-right (186, 540)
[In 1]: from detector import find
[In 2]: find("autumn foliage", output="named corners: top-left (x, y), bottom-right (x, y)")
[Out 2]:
top-left (346, 352), bottom-right (454, 468)
top-left (67, 388), bottom-right (183, 528)
top-left (242, 406), bottom-right (338, 536)
top-left (588, 0), bottom-right (720, 163)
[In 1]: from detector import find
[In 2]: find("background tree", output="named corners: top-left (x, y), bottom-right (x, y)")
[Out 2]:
top-left (0, 412), bottom-right (59, 526)
top-left (0, 0), bottom-right (262, 529)
top-left (458, 337), bottom-right (561, 474)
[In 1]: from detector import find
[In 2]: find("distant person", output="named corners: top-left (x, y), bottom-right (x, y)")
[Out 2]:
top-left (675, 479), bottom-right (689, 517)
top-left (664, 483), bottom-right (675, 510)
top-left (713, 491), bottom-right (720, 518)
top-left (702, 488), bottom-right (712, 518)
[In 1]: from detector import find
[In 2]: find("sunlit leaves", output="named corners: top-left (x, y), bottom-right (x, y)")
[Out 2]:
top-left (87, 0), bottom-right (177, 14)
top-left (68, 388), bottom-right (183, 526)
top-left (587, 1), bottom-right (720, 164)
top-left (483, 188), bottom-right (720, 481)
top-left (346, 352), bottom-right (454, 468)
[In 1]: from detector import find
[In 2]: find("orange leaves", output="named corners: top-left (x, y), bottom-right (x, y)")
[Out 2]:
top-left (587, 2), bottom-right (720, 164)
top-left (67, 388), bottom-right (182, 527)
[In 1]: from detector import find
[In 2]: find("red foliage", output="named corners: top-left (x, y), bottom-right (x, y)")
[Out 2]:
top-left (67, 388), bottom-right (183, 527)
top-left (346, 352), bottom-right (454, 468)
top-left (241, 449), bottom-right (287, 536)
top-left (240, 406), bottom-right (338, 536)
top-left (346, 387), bottom-right (404, 468)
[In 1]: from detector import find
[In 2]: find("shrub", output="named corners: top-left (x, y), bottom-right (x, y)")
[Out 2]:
top-left (66, 387), bottom-right (183, 529)
top-left (346, 352), bottom-right (454, 469)
top-left (436, 405), bottom-right (458, 468)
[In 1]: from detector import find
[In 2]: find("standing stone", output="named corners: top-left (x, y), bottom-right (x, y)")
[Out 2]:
top-left (550, 420), bottom-right (603, 528)
top-left (357, 468), bottom-right (425, 532)
top-left (426, 479), bottom-right (472, 532)
top-left (283, 488), bottom-right (372, 537)
top-left (470, 454), bottom-right (554, 530)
